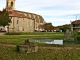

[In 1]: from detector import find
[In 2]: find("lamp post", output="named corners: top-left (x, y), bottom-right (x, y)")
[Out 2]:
top-left (74, 14), bottom-right (80, 31)
top-left (75, 14), bottom-right (79, 20)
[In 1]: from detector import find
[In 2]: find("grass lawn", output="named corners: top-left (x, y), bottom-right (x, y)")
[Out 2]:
top-left (0, 32), bottom-right (80, 60)
top-left (0, 46), bottom-right (80, 60)
top-left (0, 32), bottom-right (64, 44)
top-left (0, 32), bottom-right (80, 47)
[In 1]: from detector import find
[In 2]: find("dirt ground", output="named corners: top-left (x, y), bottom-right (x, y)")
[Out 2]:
top-left (0, 43), bottom-right (80, 50)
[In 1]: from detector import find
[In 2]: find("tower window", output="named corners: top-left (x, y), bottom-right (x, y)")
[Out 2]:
top-left (11, 2), bottom-right (13, 7)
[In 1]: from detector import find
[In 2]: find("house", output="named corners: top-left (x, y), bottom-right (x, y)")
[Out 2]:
top-left (71, 20), bottom-right (80, 32)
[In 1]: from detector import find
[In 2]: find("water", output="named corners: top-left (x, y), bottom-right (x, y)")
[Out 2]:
top-left (30, 39), bottom-right (63, 45)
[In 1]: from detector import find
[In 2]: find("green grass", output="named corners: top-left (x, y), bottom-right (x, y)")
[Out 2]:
top-left (0, 32), bottom-right (80, 60)
top-left (0, 46), bottom-right (80, 60)
top-left (20, 32), bottom-right (64, 35)
top-left (63, 44), bottom-right (80, 47)
top-left (0, 32), bottom-right (64, 44)
top-left (0, 32), bottom-right (80, 47)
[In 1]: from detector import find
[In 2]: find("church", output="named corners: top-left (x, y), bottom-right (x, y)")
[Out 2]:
top-left (5, 0), bottom-right (45, 32)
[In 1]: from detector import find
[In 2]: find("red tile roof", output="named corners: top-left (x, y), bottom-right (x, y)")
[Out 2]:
top-left (7, 10), bottom-right (44, 23)
top-left (71, 20), bottom-right (80, 24)
top-left (13, 10), bottom-right (36, 19)
top-left (8, 10), bottom-right (27, 18)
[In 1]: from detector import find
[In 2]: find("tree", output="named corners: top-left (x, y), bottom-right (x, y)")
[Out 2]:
top-left (54, 24), bottom-right (71, 32)
top-left (0, 9), bottom-right (11, 27)
top-left (39, 23), bottom-right (54, 32)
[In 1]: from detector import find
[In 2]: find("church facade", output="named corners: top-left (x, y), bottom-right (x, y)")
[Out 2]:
top-left (5, 0), bottom-right (45, 32)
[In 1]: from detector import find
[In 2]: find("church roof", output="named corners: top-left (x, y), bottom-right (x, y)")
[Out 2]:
top-left (8, 10), bottom-right (27, 18)
top-left (7, 10), bottom-right (44, 23)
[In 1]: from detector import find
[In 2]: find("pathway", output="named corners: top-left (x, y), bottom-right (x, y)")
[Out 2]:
top-left (0, 43), bottom-right (80, 50)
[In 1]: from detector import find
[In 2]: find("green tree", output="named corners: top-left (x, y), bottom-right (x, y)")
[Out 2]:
top-left (55, 24), bottom-right (71, 32)
top-left (40, 23), bottom-right (54, 32)
top-left (0, 9), bottom-right (11, 27)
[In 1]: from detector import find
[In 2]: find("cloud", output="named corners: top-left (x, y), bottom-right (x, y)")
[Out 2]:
top-left (0, 0), bottom-right (80, 26)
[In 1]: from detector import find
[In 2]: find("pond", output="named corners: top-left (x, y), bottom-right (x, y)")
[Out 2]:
top-left (30, 39), bottom-right (63, 45)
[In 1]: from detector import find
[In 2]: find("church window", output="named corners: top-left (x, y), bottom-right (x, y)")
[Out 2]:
top-left (17, 20), bottom-right (19, 24)
top-left (16, 26), bottom-right (19, 31)
top-left (22, 27), bottom-right (24, 31)
top-left (22, 20), bottom-right (25, 24)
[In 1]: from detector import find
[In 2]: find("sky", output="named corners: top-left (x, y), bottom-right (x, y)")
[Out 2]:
top-left (0, 0), bottom-right (80, 26)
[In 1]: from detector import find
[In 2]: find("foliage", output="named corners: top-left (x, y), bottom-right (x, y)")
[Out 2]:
top-left (54, 24), bottom-right (71, 32)
top-left (76, 35), bottom-right (80, 42)
top-left (39, 23), bottom-right (54, 31)
top-left (73, 32), bottom-right (80, 41)
top-left (5, 32), bottom-right (21, 35)
top-left (0, 9), bottom-right (10, 27)
top-left (16, 45), bottom-right (20, 52)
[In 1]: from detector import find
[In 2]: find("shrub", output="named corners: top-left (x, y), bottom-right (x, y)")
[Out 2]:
top-left (77, 35), bottom-right (80, 41)
top-left (73, 32), bottom-right (80, 41)
top-left (5, 32), bottom-right (21, 35)
top-left (16, 45), bottom-right (20, 52)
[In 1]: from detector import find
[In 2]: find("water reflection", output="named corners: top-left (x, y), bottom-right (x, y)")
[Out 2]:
top-left (30, 39), bottom-right (63, 45)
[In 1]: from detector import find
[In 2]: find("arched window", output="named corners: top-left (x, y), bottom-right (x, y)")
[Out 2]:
top-left (11, 2), bottom-right (13, 7)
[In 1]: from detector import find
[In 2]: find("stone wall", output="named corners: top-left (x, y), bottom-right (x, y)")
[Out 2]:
top-left (16, 40), bottom-right (38, 53)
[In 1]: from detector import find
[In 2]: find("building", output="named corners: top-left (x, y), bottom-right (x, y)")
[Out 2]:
top-left (71, 20), bottom-right (80, 32)
top-left (5, 0), bottom-right (45, 32)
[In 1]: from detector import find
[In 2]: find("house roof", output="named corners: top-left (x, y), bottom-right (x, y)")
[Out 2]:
top-left (71, 20), bottom-right (80, 24)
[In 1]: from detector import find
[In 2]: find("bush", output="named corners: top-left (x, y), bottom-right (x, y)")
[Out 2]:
top-left (73, 32), bottom-right (80, 41)
top-left (5, 32), bottom-right (21, 35)
top-left (16, 45), bottom-right (20, 52)
top-left (77, 35), bottom-right (80, 41)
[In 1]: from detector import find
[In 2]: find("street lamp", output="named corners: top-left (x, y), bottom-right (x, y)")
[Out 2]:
top-left (74, 14), bottom-right (80, 31)
top-left (74, 14), bottom-right (79, 20)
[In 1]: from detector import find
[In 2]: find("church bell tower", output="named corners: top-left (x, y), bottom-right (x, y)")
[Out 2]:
top-left (6, 0), bottom-right (15, 10)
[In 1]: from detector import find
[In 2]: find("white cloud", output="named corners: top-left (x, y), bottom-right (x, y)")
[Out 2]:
top-left (0, 0), bottom-right (80, 26)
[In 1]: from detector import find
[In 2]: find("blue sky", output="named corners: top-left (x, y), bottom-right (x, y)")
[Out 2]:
top-left (0, 0), bottom-right (80, 26)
